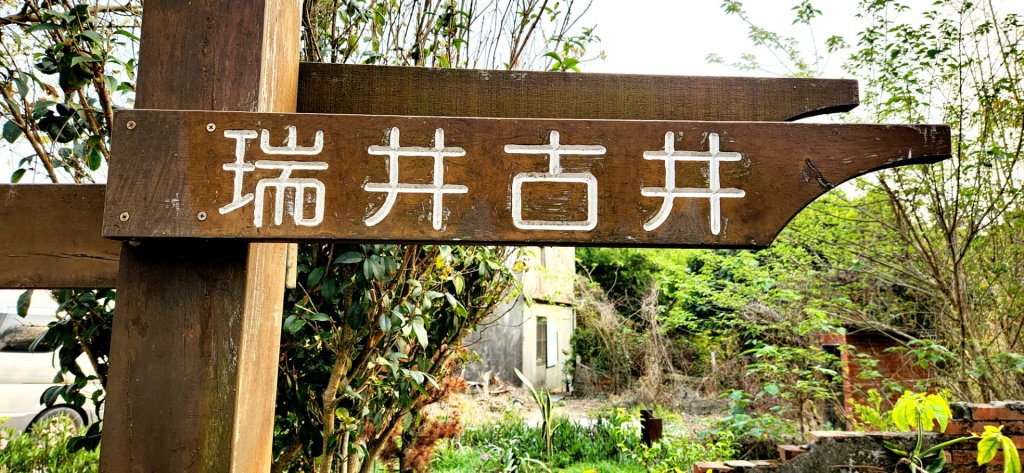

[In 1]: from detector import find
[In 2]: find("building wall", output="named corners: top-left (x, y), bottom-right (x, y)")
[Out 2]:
top-left (464, 247), bottom-right (576, 392)
top-left (462, 299), bottom-right (524, 387)
top-left (519, 302), bottom-right (574, 392)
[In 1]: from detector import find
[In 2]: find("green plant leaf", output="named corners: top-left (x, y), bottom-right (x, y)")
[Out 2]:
top-left (334, 252), bottom-right (363, 264)
top-left (70, 55), bottom-right (99, 66)
top-left (78, 30), bottom-right (104, 44)
top-left (1001, 436), bottom-right (1022, 473)
top-left (411, 317), bottom-right (428, 347)
top-left (3, 120), bottom-right (23, 143)
top-left (283, 314), bottom-right (305, 334)
top-left (87, 146), bottom-right (102, 171)
top-left (307, 312), bottom-right (330, 322)
top-left (16, 290), bottom-right (33, 316)
top-left (113, 29), bottom-right (141, 42)
top-left (978, 429), bottom-right (1002, 465)
top-left (307, 267), bottom-right (325, 287)
top-left (924, 394), bottom-right (951, 432)
top-left (26, 23), bottom-right (60, 33)
top-left (453, 274), bottom-right (465, 295)
top-left (11, 168), bottom-right (26, 183)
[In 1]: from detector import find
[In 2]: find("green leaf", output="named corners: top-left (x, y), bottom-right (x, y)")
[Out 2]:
top-left (41, 385), bottom-right (62, 406)
top-left (924, 394), bottom-right (951, 432)
top-left (33, 101), bottom-right (56, 118)
top-left (70, 55), bottom-right (99, 66)
top-left (16, 290), bottom-right (33, 317)
top-left (320, 277), bottom-right (337, 299)
top-left (78, 30), bottom-right (104, 44)
top-left (26, 23), bottom-right (61, 34)
top-left (453, 274), bottom-right (465, 295)
top-left (283, 314), bottom-right (305, 334)
top-left (307, 266), bottom-right (325, 287)
top-left (11, 168), bottom-right (26, 183)
top-left (892, 391), bottom-right (914, 431)
top-left (763, 383), bottom-right (780, 396)
top-left (1001, 436), bottom-right (1021, 473)
top-left (925, 453), bottom-right (945, 473)
top-left (334, 252), bottom-right (364, 264)
top-left (307, 312), bottom-right (330, 322)
top-left (445, 293), bottom-right (468, 318)
top-left (87, 145), bottom-right (102, 171)
top-left (411, 317), bottom-right (428, 347)
top-left (378, 313), bottom-right (392, 333)
top-left (3, 120), bottom-right (23, 143)
top-left (12, 76), bottom-right (28, 99)
top-left (979, 433), bottom-right (1001, 465)
top-left (113, 29), bottom-right (141, 42)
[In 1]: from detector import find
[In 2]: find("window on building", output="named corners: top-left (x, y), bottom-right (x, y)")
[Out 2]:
top-left (536, 316), bottom-right (547, 366)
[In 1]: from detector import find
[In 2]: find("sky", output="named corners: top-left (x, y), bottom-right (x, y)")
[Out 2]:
top-left (579, 0), bottom-right (864, 79)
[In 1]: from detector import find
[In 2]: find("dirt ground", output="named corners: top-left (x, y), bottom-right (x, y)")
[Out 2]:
top-left (443, 388), bottom-right (725, 435)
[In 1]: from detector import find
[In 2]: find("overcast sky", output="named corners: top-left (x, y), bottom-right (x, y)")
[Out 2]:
top-left (580, 0), bottom-right (865, 78)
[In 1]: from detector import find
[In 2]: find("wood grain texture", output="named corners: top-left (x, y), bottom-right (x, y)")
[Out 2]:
top-left (104, 110), bottom-right (950, 248)
top-left (99, 1), bottom-right (297, 472)
top-left (0, 185), bottom-right (118, 289)
top-left (297, 63), bottom-right (860, 121)
top-left (7, 65), bottom-right (862, 290)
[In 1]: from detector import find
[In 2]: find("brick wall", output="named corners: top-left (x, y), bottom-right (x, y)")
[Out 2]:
top-left (944, 402), bottom-right (1024, 473)
top-left (693, 402), bottom-right (1024, 473)
top-left (821, 328), bottom-right (933, 419)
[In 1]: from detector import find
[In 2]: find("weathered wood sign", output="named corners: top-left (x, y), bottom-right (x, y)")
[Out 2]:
top-left (0, 184), bottom-right (118, 288)
top-left (104, 110), bottom-right (949, 247)
top-left (296, 63), bottom-right (860, 121)
top-left (0, 62), bottom-right (863, 287)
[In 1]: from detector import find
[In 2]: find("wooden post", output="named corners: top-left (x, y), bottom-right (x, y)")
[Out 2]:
top-left (640, 410), bottom-right (663, 447)
top-left (99, 1), bottom-right (299, 472)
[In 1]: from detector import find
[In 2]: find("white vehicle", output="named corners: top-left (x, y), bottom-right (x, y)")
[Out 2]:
top-left (0, 292), bottom-right (100, 433)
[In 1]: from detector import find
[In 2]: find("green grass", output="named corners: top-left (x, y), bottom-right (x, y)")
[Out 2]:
top-left (431, 444), bottom-right (646, 473)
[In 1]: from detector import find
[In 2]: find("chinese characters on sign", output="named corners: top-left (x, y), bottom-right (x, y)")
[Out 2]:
top-left (364, 127), bottom-right (468, 230)
top-left (216, 125), bottom-right (747, 235)
top-left (220, 126), bottom-right (328, 228)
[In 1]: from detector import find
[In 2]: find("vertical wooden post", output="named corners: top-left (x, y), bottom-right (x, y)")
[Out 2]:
top-left (99, 1), bottom-right (299, 472)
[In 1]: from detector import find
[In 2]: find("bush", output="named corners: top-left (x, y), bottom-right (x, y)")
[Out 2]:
top-left (0, 416), bottom-right (99, 473)
top-left (447, 409), bottom-right (736, 472)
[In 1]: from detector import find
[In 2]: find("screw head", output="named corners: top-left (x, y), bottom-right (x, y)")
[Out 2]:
top-left (126, 120), bottom-right (136, 130)
top-left (197, 211), bottom-right (208, 221)
top-left (119, 212), bottom-right (130, 222)
top-left (206, 123), bottom-right (216, 132)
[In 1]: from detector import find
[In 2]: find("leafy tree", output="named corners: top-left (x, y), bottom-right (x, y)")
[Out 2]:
top-left (835, 0), bottom-right (1024, 401)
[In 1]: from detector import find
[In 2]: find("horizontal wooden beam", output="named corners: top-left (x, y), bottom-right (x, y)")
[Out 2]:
top-left (297, 63), bottom-right (859, 121)
top-left (103, 110), bottom-right (950, 248)
top-left (0, 67), bottom-right (866, 288)
top-left (0, 184), bottom-right (119, 288)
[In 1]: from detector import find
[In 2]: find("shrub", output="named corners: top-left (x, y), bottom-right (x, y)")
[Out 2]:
top-left (0, 416), bottom-right (99, 473)
top-left (453, 409), bottom-right (735, 472)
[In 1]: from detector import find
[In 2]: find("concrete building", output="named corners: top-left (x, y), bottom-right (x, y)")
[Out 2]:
top-left (464, 247), bottom-right (575, 392)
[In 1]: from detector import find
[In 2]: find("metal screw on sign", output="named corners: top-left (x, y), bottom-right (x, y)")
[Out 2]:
top-left (126, 120), bottom-right (136, 130)
top-left (206, 123), bottom-right (216, 132)
top-left (197, 211), bottom-right (208, 221)
top-left (119, 212), bottom-right (130, 222)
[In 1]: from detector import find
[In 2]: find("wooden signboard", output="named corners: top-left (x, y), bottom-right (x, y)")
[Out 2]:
top-left (104, 110), bottom-right (949, 247)
top-left (0, 63), bottom-right (859, 289)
